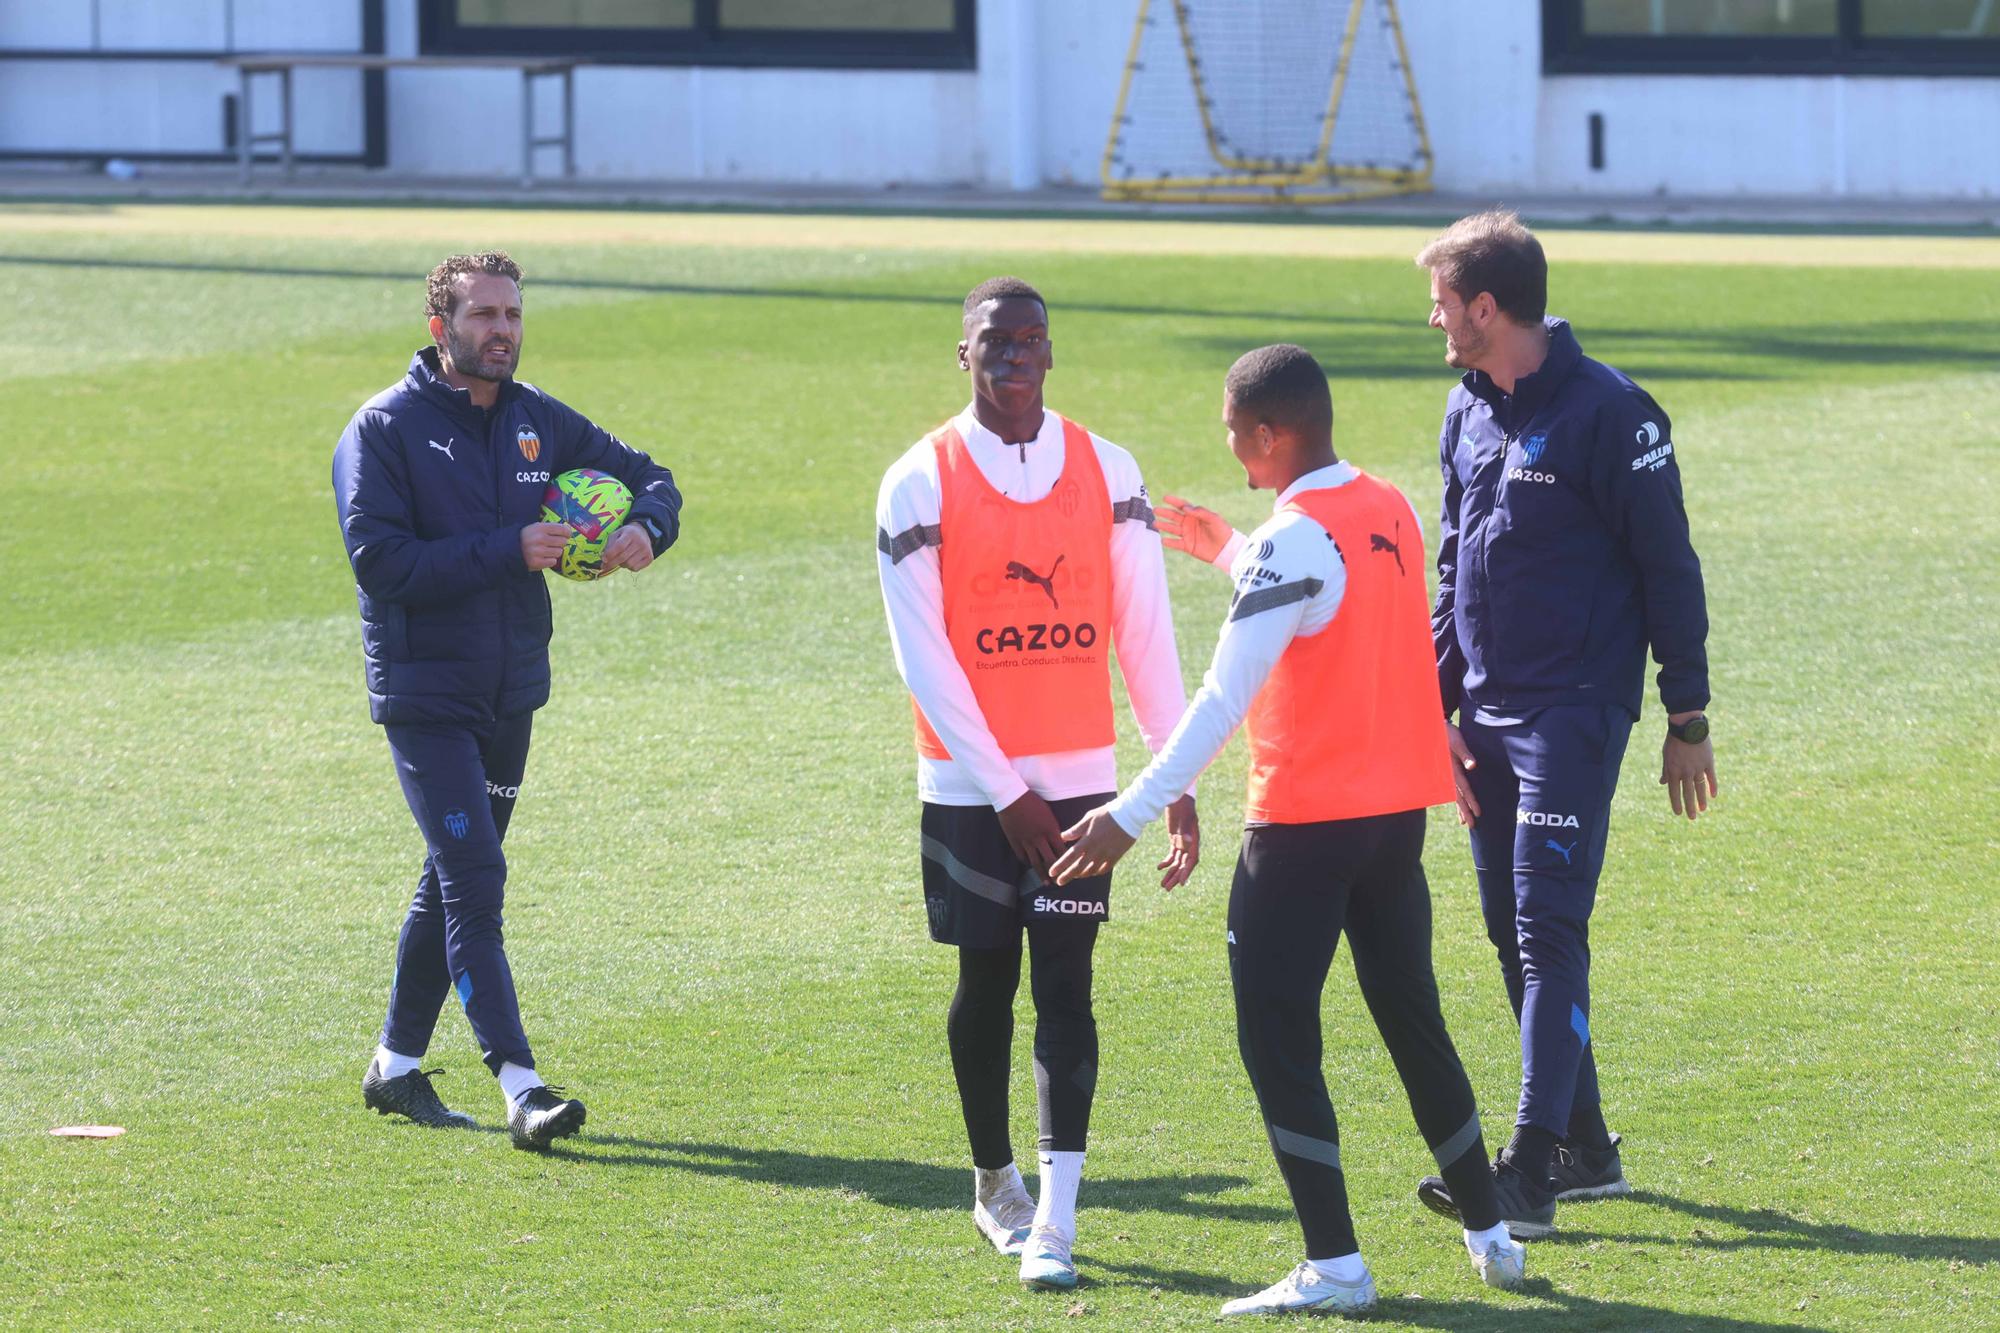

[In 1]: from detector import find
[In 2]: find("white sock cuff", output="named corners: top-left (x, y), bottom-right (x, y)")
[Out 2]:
top-left (1307, 1251), bottom-right (1368, 1284)
top-left (497, 1061), bottom-right (545, 1105)
top-left (975, 1162), bottom-right (1027, 1201)
top-left (1464, 1221), bottom-right (1513, 1257)
top-left (375, 1045), bottom-right (422, 1079)
top-left (1031, 1151), bottom-right (1085, 1235)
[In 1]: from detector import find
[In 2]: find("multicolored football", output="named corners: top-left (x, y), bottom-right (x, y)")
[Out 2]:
top-left (540, 468), bottom-right (633, 581)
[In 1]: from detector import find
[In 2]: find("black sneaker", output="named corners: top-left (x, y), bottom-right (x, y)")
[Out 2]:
top-left (1416, 1159), bottom-right (1557, 1240)
top-left (1551, 1134), bottom-right (1631, 1201)
top-left (362, 1064), bottom-right (476, 1129)
top-left (507, 1084), bottom-right (586, 1151)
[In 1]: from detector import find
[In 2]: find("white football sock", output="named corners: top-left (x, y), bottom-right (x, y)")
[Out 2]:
top-left (1032, 1150), bottom-right (1084, 1238)
top-left (1307, 1251), bottom-right (1369, 1284)
top-left (1464, 1221), bottom-right (1513, 1258)
top-left (976, 1162), bottom-right (1031, 1204)
top-left (497, 1061), bottom-right (545, 1106)
top-left (374, 1045), bottom-right (422, 1079)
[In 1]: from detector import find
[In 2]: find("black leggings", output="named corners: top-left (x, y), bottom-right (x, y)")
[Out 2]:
top-left (1229, 810), bottom-right (1500, 1256)
top-left (948, 922), bottom-right (1100, 1168)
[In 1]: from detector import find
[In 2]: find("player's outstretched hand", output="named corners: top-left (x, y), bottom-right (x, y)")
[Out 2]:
top-left (1158, 793), bottom-right (1200, 891)
top-left (997, 791), bottom-right (1065, 880)
top-left (1157, 494), bottom-right (1234, 564)
top-left (1660, 733), bottom-right (1718, 821)
top-left (1049, 805), bottom-right (1137, 887)
top-left (520, 521), bottom-right (573, 571)
top-left (599, 525), bottom-right (655, 573)
top-left (1445, 722), bottom-right (1480, 827)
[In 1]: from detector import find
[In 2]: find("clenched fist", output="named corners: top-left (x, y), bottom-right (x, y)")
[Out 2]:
top-left (520, 521), bottom-right (573, 571)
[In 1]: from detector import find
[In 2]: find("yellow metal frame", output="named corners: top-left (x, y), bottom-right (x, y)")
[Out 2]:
top-left (1100, 0), bottom-right (1434, 204)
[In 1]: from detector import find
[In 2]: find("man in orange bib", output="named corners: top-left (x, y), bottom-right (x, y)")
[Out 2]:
top-left (875, 277), bottom-right (1200, 1292)
top-left (1053, 346), bottom-right (1523, 1316)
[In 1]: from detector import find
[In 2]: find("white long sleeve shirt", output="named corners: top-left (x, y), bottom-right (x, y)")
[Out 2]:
top-left (876, 405), bottom-right (1190, 809)
top-left (1104, 463), bottom-right (1422, 836)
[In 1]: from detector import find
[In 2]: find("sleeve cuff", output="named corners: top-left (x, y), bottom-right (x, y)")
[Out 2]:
top-left (1213, 530), bottom-right (1248, 571)
top-left (1106, 801), bottom-right (1147, 840)
top-left (986, 773), bottom-right (1030, 813)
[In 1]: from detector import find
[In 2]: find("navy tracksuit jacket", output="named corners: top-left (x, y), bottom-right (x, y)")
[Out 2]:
top-left (1433, 319), bottom-right (1708, 1138)
top-left (333, 348), bottom-right (681, 1071)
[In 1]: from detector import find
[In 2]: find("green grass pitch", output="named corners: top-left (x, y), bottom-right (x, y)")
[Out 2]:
top-left (0, 203), bottom-right (1995, 1329)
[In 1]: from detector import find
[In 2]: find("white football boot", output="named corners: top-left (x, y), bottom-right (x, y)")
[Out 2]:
top-left (1219, 1262), bottom-right (1377, 1317)
top-left (1472, 1234), bottom-right (1527, 1290)
top-left (972, 1165), bottom-right (1037, 1256)
top-left (1018, 1223), bottom-right (1078, 1290)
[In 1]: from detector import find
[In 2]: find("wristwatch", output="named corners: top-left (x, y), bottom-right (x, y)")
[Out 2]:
top-left (1667, 714), bottom-right (1709, 744)
top-left (634, 514), bottom-right (669, 556)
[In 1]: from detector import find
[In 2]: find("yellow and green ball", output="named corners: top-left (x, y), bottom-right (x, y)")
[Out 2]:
top-left (540, 468), bottom-right (633, 581)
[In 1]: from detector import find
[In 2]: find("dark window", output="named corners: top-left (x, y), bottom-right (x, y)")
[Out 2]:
top-left (422, 0), bottom-right (974, 69)
top-left (1544, 0), bottom-right (2000, 73)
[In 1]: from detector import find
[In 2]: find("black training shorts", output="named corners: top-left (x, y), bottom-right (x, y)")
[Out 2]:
top-left (918, 793), bottom-right (1115, 947)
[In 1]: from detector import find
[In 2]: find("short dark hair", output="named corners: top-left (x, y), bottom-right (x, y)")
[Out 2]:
top-left (1415, 210), bottom-right (1546, 325)
top-left (963, 275), bottom-right (1045, 321)
top-left (1225, 344), bottom-right (1332, 438)
top-left (427, 251), bottom-right (523, 323)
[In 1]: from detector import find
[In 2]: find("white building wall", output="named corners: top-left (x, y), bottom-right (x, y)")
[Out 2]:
top-left (1, 0), bottom-right (1995, 199)
top-left (1535, 75), bottom-right (2000, 199)
top-left (378, 0), bottom-right (986, 185)
top-left (0, 0), bottom-right (365, 156)
top-left (1390, 3), bottom-right (2000, 200)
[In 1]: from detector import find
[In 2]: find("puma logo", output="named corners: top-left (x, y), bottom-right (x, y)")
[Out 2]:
top-left (1545, 838), bottom-right (1577, 865)
top-left (1370, 520), bottom-right (1404, 576)
top-left (1005, 555), bottom-right (1064, 608)
top-left (428, 438), bottom-right (456, 461)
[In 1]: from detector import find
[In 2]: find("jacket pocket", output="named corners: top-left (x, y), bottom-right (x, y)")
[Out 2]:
top-left (362, 603), bottom-right (409, 664)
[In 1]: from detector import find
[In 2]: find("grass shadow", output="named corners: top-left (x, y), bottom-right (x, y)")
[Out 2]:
top-left (1373, 1284), bottom-right (1839, 1333)
top-left (1542, 1189), bottom-right (1999, 1266)
top-left (0, 251), bottom-right (1406, 330)
top-left (539, 1134), bottom-right (1290, 1223)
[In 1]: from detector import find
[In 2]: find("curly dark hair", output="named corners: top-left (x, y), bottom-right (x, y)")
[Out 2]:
top-left (1225, 343), bottom-right (1332, 438)
top-left (962, 275), bottom-right (1044, 321)
top-left (426, 251), bottom-right (523, 323)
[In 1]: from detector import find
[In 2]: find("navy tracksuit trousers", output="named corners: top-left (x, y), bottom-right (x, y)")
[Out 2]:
top-left (378, 715), bottom-right (535, 1073)
top-left (1462, 705), bottom-right (1632, 1139)
top-left (1227, 810), bottom-right (1500, 1258)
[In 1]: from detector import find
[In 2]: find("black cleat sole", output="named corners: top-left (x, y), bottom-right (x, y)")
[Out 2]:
top-left (1416, 1174), bottom-right (1555, 1239)
top-left (1554, 1177), bottom-right (1631, 1202)
top-left (512, 1099), bottom-right (587, 1151)
top-left (1417, 1175), bottom-right (1462, 1222)
top-left (362, 1067), bottom-right (477, 1128)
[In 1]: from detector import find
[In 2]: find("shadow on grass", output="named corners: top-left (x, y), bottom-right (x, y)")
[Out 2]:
top-left (1181, 315), bottom-right (2000, 382)
top-left (10, 253), bottom-right (1996, 386)
top-left (539, 1134), bottom-right (1291, 1224)
top-left (1371, 1283), bottom-right (1838, 1333)
top-left (1175, 331), bottom-right (1776, 382)
top-left (1544, 1189), bottom-right (1999, 1266)
top-left (0, 251), bottom-right (1406, 330)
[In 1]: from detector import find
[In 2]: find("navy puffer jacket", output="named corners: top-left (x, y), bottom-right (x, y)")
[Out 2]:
top-left (333, 348), bottom-right (681, 725)
top-left (1433, 320), bottom-right (1708, 721)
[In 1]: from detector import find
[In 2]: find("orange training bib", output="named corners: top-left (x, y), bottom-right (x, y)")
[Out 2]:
top-left (1243, 471), bottom-right (1456, 824)
top-left (913, 415), bottom-right (1117, 761)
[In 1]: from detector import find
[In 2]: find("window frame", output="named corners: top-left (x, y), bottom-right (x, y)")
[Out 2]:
top-left (1542, 0), bottom-right (2000, 75)
top-left (419, 0), bottom-right (977, 71)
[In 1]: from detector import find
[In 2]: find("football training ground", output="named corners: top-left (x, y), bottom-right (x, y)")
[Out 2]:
top-left (1, 202), bottom-right (1994, 1329)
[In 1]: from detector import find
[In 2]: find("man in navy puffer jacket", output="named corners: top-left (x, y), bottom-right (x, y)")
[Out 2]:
top-left (333, 251), bottom-right (681, 1149)
top-left (1409, 212), bottom-right (1716, 1237)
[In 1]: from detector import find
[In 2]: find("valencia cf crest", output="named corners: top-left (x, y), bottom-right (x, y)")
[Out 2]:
top-left (516, 425), bottom-right (541, 462)
top-left (1054, 480), bottom-right (1080, 518)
